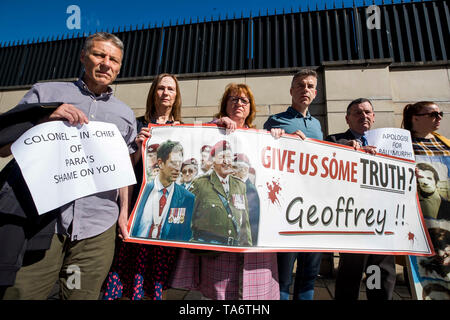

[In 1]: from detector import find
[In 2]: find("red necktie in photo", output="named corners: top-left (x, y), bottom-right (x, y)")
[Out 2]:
top-left (149, 188), bottom-right (167, 238)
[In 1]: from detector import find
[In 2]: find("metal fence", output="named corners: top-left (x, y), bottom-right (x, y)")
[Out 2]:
top-left (0, 0), bottom-right (448, 87)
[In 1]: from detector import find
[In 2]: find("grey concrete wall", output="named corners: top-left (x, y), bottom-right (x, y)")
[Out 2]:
top-left (390, 67), bottom-right (450, 137)
top-left (324, 65), bottom-right (394, 135)
top-left (323, 65), bottom-right (450, 138)
top-left (1, 66), bottom-right (449, 171)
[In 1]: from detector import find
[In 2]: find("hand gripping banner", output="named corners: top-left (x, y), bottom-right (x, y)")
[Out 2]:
top-left (126, 124), bottom-right (433, 256)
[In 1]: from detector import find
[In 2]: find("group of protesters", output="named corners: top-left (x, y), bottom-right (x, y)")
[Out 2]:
top-left (0, 32), bottom-right (448, 300)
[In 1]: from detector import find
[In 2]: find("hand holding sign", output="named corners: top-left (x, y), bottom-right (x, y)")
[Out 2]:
top-left (365, 128), bottom-right (414, 160)
top-left (126, 125), bottom-right (432, 256)
top-left (11, 121), bottom-right (136, 214)
top-left (47, 103), bottom-right (89, 125)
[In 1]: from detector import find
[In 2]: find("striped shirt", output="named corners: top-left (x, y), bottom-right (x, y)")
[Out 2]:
top-left (412, 135), bottom-right (450, 157)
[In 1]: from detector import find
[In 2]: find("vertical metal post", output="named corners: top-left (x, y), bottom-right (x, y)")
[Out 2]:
top-left (392, 2), bottom-right (405, 62)
top-left (177, 23), bottom-right (187, 74)
top-left (432, 1), bottom-right (447, 61)
top-left (412, 2), bottom-right (426, 62)
top-left (334, 8), bottom-right (343, 61)
top-left (353, 6), bottom-right (364, 60)
top-left (308, 11), bottom-right (315, 66)
top-left (382, 4), bottom-right (395, 60)
top-left (343, 8), bottom-right (353, 60)
top-left (325, 8), bottom-right (334, 61)
top-left (170, 25), bottom-right (181, 74)
top-left (185, 23), bottom-right (194, 74)
top-left (402, 3), bottom-right (415, 62)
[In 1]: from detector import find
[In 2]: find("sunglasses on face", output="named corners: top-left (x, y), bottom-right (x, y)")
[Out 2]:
top-left (229, 96), bottom-right (250, 105)
top-left (182, 168), bottom-right (195, 174)
top-left (415, 111), bottom-right (444, 119)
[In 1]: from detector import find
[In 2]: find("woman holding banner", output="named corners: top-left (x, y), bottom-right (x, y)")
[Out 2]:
top-left (402, 101), bottom-right (450, 300)
top-left (102, 73), bottom-right (182, 300)
top-left (169, 83), bottom-right (280, 300)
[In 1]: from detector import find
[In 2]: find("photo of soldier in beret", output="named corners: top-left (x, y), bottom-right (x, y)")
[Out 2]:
top-left (189, 140), bottom-right (252, 246)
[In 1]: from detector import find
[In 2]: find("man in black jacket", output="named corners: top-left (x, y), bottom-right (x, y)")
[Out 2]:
top-left (325, 98), bottom-right (396, 300)
top-left (0, 103), bottom-right (60, 295)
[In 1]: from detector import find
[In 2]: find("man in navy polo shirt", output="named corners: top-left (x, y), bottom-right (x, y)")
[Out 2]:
top-left (264, 69), bottom-right (323, 300)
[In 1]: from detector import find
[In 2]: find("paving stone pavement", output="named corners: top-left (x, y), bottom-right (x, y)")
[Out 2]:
top-left (165, 253), bottom-right (414, 300)
top-left (45, 253), bottom-right (413, 300)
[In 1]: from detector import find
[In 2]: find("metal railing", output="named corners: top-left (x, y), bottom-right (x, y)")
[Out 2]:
top-left (0, 0), bottom-right (448, 88)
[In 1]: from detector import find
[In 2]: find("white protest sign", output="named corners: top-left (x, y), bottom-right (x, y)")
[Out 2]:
top-left (365, 128), bottom-right (415, 161)
top-left (127, 125), bottom-right (433, 256)
top-left (11, 121), bottom-right (136, 214)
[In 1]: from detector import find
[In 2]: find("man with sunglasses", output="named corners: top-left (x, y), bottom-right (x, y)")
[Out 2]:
top-left (179, 158), bottom-right (198, 190)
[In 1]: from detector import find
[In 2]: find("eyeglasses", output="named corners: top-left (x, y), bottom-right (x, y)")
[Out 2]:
top-left (229, 96), bottom-right (250, 105)
top-left (182, 168), bottom-right (195, 174)
top-left (415, 111), bottom-right (444, 119)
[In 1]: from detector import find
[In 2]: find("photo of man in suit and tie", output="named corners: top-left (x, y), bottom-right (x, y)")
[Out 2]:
top-left (189, 140), bottom-right (252, 246)
top-left (131, 140), bottom-right (195, 241)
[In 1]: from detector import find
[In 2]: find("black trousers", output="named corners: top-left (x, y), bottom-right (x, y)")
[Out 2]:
top-left (335, 253), bottom-right (396, 300)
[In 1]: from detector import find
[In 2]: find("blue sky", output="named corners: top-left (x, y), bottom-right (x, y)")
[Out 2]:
top-left (0, 0), bottom-right (425, 45)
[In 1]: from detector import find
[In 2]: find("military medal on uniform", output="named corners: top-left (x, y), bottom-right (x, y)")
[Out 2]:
top-left (232, 194), bottom-right (246, 210)
top-left (168, 208), bottom-right (186, 224)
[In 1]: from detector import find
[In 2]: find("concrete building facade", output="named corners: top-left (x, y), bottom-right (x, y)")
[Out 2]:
top-left (0, 63), bottom-right (449, 169)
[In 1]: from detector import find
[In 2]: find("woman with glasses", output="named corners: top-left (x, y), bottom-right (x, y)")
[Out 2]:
top-left (170, 83), bottom-right (280, 300)
top-left (102, 73), bottom-right (182, 300)
top-left (402, 101), bottom-right (450, 300)
top-left (402, 101), bottom-right (448, 155)
top-left (212, 85), bottom-right (256, 130)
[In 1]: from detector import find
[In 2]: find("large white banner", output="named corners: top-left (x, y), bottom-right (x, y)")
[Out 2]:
top-left (11, 121), bottom-right (136, 214)
top-left (127, 125), bottom-right (433, 256)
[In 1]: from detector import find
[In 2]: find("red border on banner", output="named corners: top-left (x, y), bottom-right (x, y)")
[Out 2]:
top-left (124, 124), bottom-right (433, 257)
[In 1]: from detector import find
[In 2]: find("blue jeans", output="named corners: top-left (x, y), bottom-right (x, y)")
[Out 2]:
top-left (277, 252), bottom-right (323, 300)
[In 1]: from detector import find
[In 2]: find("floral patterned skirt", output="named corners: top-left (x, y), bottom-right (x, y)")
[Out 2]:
top-left (102, 240), bottom-right (177, 300)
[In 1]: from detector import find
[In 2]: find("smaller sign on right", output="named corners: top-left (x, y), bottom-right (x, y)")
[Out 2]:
top-left (365, 128), bottom-right (415, 161)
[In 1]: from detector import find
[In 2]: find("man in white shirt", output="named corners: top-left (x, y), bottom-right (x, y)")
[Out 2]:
top-left (131, 140), bottom-right (195, 241)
